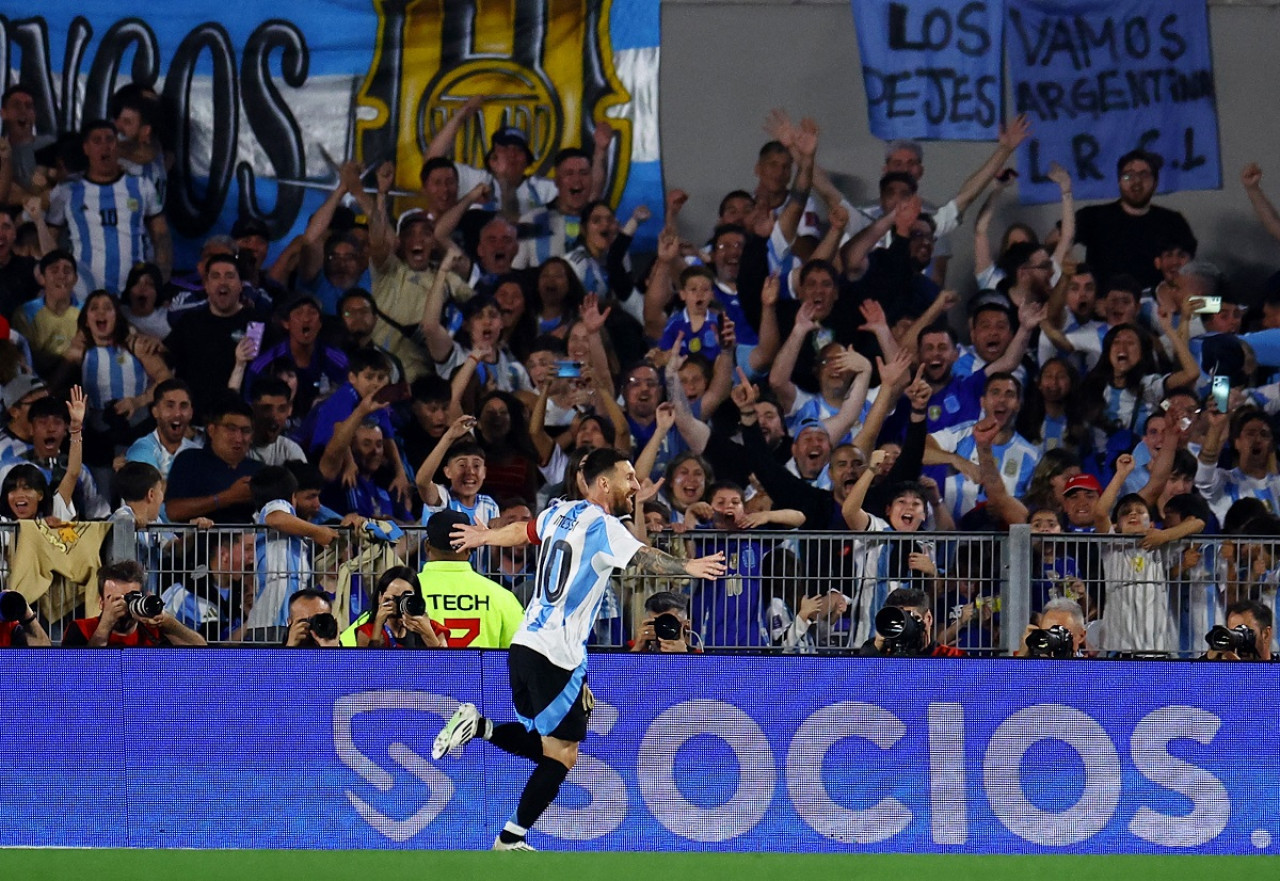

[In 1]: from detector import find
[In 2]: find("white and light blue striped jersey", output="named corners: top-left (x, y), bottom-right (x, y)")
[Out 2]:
top-left (512, 207), bottom-right (576, 269)
top-left (121, 154), bottom-right (168, 250)
top-left (845, 515), bottom-right (929, 648)
top-left (511, 498), bottom-right (644, 670)
top-left (1195, 461), bottom-right (1280, 525)
top-left (47, 174), bottom-right (162, 296)
top-left (422, 485), bottom-right (500, 526)
top-left (125, 430), bottom-right (203, 479)
top-left (82, 345), bottom-right (149, 411)
top-left (952, 345), bottom-right (1029, 388)
top-left (787, 389), bottom-right (870, 446)
top-left (1037, 316), bottom-right (1107, 373)
top-left (933, 421), bottom-right (1038, 522)
top-left (1092, 374), bottom-right (1166, 451)
top-left (1039, 414), bottom-right (1068, 452)
top-left (455, 164), bottom-right (558, 217)
top-left (423, 484), bottom-right (501, 571)
top-left (0, 429), bottom-right (32, 462)
top-left (246, 499), bottom-right (313, 630)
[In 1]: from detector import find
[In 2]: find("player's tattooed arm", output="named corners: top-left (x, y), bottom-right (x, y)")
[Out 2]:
top-left (632, 546), bottom-right (695, 577)
top-left (633, 547), bottom-right (727, 579)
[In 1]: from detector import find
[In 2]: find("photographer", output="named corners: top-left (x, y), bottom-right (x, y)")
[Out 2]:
top-left (353, 566), bottom-right (448, 648)
top-left (63, 561), bottom-right (207, 646)
top-left (858, 587), bottom-right (965, 658)
top-left (1204, 600), bottom-right (1274, 661)
top-left (1014, 598), bottom-right (1088, 658)
top-left (631, 591), bottom-right (697, 653)
top-left (0, 590), bottom-right (51, 646)
top-left (283, 589), bottom-right (341, 648)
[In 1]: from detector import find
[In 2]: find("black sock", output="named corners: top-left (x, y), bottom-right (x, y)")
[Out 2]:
top-left (513, 757), bottom-right (570, 833)
top-left (487, 721), bottom-right (544, 762)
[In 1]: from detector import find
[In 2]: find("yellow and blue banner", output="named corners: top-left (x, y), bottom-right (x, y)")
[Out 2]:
top-left (3, 1), bottom-right (663, 258)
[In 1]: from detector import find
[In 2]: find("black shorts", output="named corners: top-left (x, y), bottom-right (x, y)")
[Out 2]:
top-left (507, 644), bottom-right (593, 742)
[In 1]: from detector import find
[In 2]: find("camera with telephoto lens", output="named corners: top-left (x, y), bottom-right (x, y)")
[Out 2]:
top-left (307, 612), bottom-right (339, 640)
top-left (0, 590), bottom-right (29, 622)
top-left (875, 606), bottom-right (925, 656)
top-left (652, 612), bottom-right (683, 642)
top-left (123, 591), bottom-right (164, 619)
top-left (1206, 624), bottom-right (1258, 657)
top-left (1026, 625), bottom-right (1074, 658)
top-left (395, 593), bottom-right (426, 618)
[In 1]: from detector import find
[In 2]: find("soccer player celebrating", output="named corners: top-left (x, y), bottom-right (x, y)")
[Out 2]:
top-left (433, 447), bottom-right (726, 850)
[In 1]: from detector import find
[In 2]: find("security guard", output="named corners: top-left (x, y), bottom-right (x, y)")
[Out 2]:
top-left (418, 509), bottom-right (524, 648)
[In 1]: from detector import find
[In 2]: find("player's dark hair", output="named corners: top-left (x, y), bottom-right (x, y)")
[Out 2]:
top-left (581, 447), bottom-right (629, 486)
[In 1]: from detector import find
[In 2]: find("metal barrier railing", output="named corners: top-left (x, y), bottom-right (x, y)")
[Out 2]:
top-left (5, 519), bottom-right (1273, 658)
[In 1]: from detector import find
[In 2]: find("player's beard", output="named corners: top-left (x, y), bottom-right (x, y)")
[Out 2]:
top-left (610, 490), bottom-right (634, 518)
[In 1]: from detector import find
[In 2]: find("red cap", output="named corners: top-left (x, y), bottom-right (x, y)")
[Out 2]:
top-left (1063, 474), bottom-right (1102, 495)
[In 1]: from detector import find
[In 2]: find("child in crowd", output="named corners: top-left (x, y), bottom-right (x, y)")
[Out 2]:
top-left (13, 249), bottom-right (81, 377)
top-left (688, 481), bottom-right (804, 648)
top-left (0, 386), bottom-right (86, 525)
top-left (1029, 506), bottom-right (1085, 615)
top-left (243, 465), bottom-right (339, 633)
top-left (415, 415), bottom-right (500, 568)
top-left (659, 265), bottom-right (723, 362)
top-left (1094, 454), bottom-right (1204, 654)
top-left (5, 389), bottom-right (110, 518)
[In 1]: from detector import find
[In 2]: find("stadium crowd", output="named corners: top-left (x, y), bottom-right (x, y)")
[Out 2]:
top-left (0, 82), bottom-right (1276, 660)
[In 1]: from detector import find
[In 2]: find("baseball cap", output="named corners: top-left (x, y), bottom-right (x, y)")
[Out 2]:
top-left (396, 208), bottom-right (433, 236)
top-left (491, 126), bottom-right (534, 164)
top-left (426, 509), bottom-right (472, 551)
top-left (793, 417), bottom-right (827, 439)
top-left (1063, 474), bottom-right (1102, 495)
top-left (2, 374), bottom-right (47, 409)
top-left (231, 216), bottom-right (271, 240)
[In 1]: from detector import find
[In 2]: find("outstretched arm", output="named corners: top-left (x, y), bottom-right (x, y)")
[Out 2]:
top-left (452, 519), bottom-right (532, 550)
top-left (632, 545), bottom-right (727, 580)
top-left (1096, 454), bottom-right (1134, 533)
top-left (950, 115), bottom-right (1032, 215)
top-left (842, 449), bottom-right (886, 531)
top-left (986, 299), bottom-right (1046, 375)
top-left (425, 96), bottom-right (482, 160)
top-left (663, 339), bottom-right (711, 454)
top-left (297, 162), bottom-right (358, 283)
top-left (59, 386), bottom-right (86, 511)
top-left (1241, 163), bottom-right (1280, 244)
top-left (851, 351), bottom-right (912, 459)
top-left (1046, 162), bottom-right (1075, 266)
top-left (974, 418), bottom-right (1028, 525)
top-left (415, 415), bottom-right (476, 507)
top-left (420, 247), bottom-right (462, 363)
